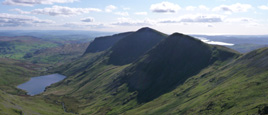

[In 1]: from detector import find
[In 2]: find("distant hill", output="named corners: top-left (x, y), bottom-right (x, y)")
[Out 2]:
top-left (0, 36), bottom-right (58, 60)
top-left (0, 36), bottom-right (90, 64)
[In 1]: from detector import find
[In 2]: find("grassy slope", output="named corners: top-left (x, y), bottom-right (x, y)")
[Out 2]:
top-left (125, 47), bottom-right (268, 115)
top-left (0, 89), bottom-right (73, 115)
top-left (0, 58), bottom-right (72, 115)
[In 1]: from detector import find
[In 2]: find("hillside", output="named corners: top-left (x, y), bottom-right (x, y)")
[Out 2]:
top-left (0, 89), bottom-right (71, 115)
top-left (125, 47), bottom-right (268, 115)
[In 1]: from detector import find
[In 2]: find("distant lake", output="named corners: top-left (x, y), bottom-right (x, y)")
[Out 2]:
top-left (17, 74), bottom-right (66, 96)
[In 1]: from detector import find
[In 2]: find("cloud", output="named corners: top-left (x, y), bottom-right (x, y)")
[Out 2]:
top-left (2, 0), bottom-right (78, 6)
top-left (180, 14), bottom-right (223, 23)
top-left (160, 14), bottom-right (224, 23)
top-left (207, 24), bottom-right (213, 27)
top-left (258, 5), bottom-right (268, 10)
top-left (225, 17), bottom-right (256, 23)
top-left (198, 5), bottom-right (210, 11)
top-left (135, 12), bottom-right (147, 15)
top-left (63, 22), bottom-right (108, 29)
top-left (14, 6), bottom-right (101, 16)
top-left (105, 5), bottom-right (117, 12)
top-left (185, 6), bottom-right (196, 11)
top-left (11, 8), bottom-right (30, 14)
top-left (213, 3), bottom-right (252, 13)
top-left (0, 13), bottom-right (54, 27)
top-left (185, 5), bottom-right (209, 11)
top-left (81, 17), bottom-right (94, 22)
top-left (112, 18), bottom-right (154, 26)
top-left (123, 7), bottom-right (131, 10)
top-left (150, 2), bottom-right (181, 13)
top-left (114, 12), bottom-right (129, 16)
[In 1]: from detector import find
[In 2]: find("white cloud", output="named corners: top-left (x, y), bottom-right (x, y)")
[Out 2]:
top-left (112, 18), bottom-right (154, 26)
top-left (180, 14), bottom-right (223, 23)
top-left (123, 7), bottom-right (131, 10)
top-left (114, 12), bottom-right (129, 16)
top-left (135, 12), bottom-right (148, 15)
top-left (150, 2), bottom-right (181, 13)
top-left (11, 8), bottom-right (30, 14)
top-left (185, 5), bottom-right (209, 11)
top-left (225, 18), bottom-right (255, 23)
top-left (198, 5), bottom-right (210, 11)
top-left (207, 24), bottom-right (213, 27)
top-left (213, 3), bottom-right (252, 13)
top-left (186, 6), bottom-right (196, 11)
top-left (105, 5), bottom-right (117, 12)
top-left (160, 14), bottom-right (224, 23)
top-left (0, 13), bottom-right (54, 27)
top-left (63, 22), bottom-right (108, 29)
top-left (258, 5), bottom-right (268, 10)
top-left (14, 6), bottom-right (101, 16)
top-left (81, 17), bottom-right (94, 22)
top-left (2, 0), bottom-right (78, 6)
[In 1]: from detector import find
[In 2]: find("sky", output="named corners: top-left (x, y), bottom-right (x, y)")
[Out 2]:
top-left (0, 0), bottom-right (267, 35)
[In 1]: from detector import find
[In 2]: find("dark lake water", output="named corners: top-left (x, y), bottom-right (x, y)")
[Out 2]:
top-left (17, 74), bottom-right (66, 96)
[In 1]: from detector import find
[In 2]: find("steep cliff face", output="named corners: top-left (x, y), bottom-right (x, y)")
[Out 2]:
top-left (84, 32), bottom-right (133, 54)
top-left (108, 27), bottom-right (167, 65)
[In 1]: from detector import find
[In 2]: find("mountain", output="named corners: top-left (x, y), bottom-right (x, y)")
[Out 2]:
top-left (3, 27), bottom-right (267, 115)
top-left (115, 33), bottom-right (239, 102)
top-left (44, 28), bottom-right (241, 114)
top-left (84, 32), bottom-right (133, 54)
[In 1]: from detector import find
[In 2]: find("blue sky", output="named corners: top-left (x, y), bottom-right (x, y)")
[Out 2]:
top-left (0, 0), bottom-right (267, 35)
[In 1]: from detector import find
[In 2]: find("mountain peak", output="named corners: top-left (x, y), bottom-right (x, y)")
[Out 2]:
top-left (137, 27), bottom-right (156, 32)
top-left (107, 27), bottom-right (167, 65)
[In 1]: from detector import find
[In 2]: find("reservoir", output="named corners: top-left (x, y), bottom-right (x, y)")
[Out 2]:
top-left (17, 74), bottom-right (66, 96)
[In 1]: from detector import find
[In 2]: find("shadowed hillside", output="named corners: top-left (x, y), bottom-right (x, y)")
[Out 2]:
top-left (84, 32), bottom-right (133, 54)
top-left (125, 47), bottom-right (268, 115)
top-left (114, 33), bottom-right (240, 102)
